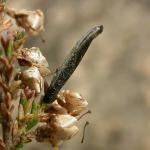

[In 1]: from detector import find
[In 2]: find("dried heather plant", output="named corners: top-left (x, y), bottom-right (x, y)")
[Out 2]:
top-left (0, 1), bottom-right (103, 150)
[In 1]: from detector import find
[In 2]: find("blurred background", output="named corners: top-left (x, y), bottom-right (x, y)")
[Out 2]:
top-left (8, 0), bottom-right (150, 150)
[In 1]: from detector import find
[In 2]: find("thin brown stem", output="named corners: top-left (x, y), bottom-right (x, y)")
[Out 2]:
top-left (81, 121), bottom-right (89, 144)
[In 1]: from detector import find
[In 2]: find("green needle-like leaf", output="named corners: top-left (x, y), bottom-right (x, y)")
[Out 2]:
top-left (25, 118), bottom-right (39, 131)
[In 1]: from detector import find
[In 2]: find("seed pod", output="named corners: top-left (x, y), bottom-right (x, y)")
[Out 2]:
top-left (57, 90), bottom-right (88, 116)
top-left (20, 66), bottom-right (43, 94)
top-left (7, 8), bottom-right (44, 35)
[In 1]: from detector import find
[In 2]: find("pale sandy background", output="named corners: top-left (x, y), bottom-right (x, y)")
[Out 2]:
top-left (8, 0), bottom-right (150, 150)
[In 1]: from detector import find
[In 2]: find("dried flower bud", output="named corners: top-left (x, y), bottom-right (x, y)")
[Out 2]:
top-left (50, 125), bottom-right (79, 146)
top-left (7, 8), bottom-right (44, 35)
top-left (35, 122), bottom-right (79, 146)
top-left (17, 47), bottom-right (50, 76)
top-left (51, 114), bottom-right (77, 128)
top-left (57, 125), bottom-right (79, 141)
top-left (57, 90), bottom-right (88, 116)
top-left (17, 47), bottom-right (48, 66)
top-left (35, 114), bottom-right (79, 146)
top-left (20, 66), bottom-right (43, 94)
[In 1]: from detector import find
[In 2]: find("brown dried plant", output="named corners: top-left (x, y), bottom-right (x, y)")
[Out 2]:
top-left (0, 1), bottom-right (103, 150)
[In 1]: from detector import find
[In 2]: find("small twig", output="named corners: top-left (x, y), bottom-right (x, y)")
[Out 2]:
top-left (1, 103), bottom-right (14, 149)
top-left (43, 25), bottom-right (103, 103)
top-left (81, 121), bottom-right (89, 144)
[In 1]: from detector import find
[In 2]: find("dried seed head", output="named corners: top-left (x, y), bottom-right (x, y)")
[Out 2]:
top-left (50, 114), bottom-right (77, 128)
top-left (35, 124), bottom-right (60, 145)
top-left (35, 114), bottom-right (79, 146)
top-left (58, 125), bottom-right (79, 141)
top-left (35, 120), bottom-right (79, 146)
top-left (17, 47), bottom-right (48, 67)
top-left (7, 8), bottom-right (44, 35)
top-left (20, 66), bottom-right (43, 94)
top-left (49, 125), bottom-right (79, 146)
top-left (57, 90), bottom-right (88, 116)
top-left (17, 47), bottom-right (50, 76)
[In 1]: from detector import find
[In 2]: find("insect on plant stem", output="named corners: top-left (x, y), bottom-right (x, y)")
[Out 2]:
top-left (43, 25), bottom-right (104, 103)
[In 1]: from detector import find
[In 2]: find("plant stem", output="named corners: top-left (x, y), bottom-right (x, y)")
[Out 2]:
top-left (2, 115), bottom-right (14, 150)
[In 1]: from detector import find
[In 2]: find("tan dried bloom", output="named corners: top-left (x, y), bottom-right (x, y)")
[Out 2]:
top-left (17, 47), bottom-right (48, 67)
top-left (35, 114), bottom-right (79, 146)
top-left (51, 114), bottom-right (77, 128)
top-left (57, 90), bottom-right (88, 116)
top-left (17, 47), bottom-right (50, 76)
top-left (7, 8), bottom-right (44, 35)
top-left (20, 66), bottom-right (43, 94)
